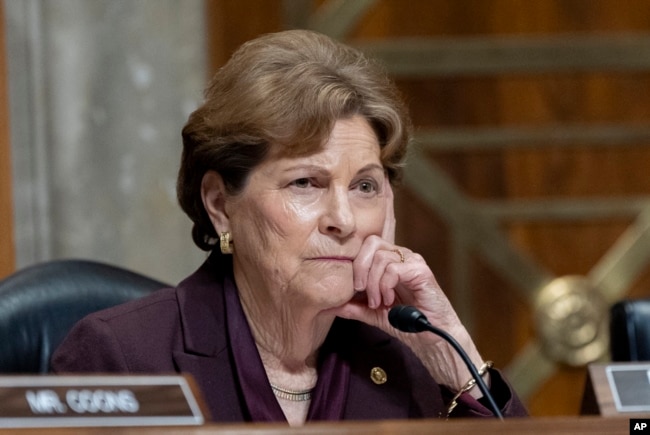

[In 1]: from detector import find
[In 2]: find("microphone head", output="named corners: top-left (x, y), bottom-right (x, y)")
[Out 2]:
top-left (388, 305), bottom-right (430, 333)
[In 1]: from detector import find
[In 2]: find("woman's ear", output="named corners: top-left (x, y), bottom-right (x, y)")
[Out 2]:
top-left (201, 170), bottom-right (230, 233)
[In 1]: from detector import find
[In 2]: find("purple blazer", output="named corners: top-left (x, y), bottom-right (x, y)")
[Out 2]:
top-left (51, 255), bottom-right (527, 421)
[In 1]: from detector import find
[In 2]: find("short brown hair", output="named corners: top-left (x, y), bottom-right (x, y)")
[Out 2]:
top-left (177, 29), bottom-right (412, 251)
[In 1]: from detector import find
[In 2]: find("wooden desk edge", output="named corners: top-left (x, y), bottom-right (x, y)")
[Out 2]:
top-left (0, 416), bottom-right (635, 434)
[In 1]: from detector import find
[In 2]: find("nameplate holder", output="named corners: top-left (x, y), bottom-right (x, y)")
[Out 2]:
top-left (0, 374), bottom-right (206, 428)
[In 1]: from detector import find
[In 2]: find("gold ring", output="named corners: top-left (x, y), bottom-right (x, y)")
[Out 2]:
top-left (393, 249), bottom-right (405, 263)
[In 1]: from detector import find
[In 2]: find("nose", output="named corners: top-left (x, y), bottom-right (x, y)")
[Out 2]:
top-left (319, 186), bottom-right (356, 239)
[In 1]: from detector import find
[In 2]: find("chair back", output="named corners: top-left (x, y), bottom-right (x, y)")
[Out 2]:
top-left (0, 259), bottom-right (168, 373)
top-left (610, 298), bottom-right (650, 361)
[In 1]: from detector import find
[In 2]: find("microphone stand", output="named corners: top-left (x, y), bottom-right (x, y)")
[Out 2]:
top-left (389, 305), bottom-right (504, 420)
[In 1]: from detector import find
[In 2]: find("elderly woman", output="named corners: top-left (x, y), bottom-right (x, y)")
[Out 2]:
top-left (52, 29), bottom-right (527, 424)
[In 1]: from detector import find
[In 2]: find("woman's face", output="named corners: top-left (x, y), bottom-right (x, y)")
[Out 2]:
top-left (224, 116), bottom-right (388, 313)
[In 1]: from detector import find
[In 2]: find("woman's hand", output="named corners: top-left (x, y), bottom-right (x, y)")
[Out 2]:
top-left (333, 179), bottom-right (487, 393)
top-left (336, 179), bottom-right (458, 334)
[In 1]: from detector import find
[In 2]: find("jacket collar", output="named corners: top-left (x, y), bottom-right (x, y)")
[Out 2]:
top-left (175, 253), bottom-right (231, 356)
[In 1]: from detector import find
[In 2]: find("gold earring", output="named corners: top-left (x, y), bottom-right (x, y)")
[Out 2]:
top-left (220, 232), bottom-right (233, 254)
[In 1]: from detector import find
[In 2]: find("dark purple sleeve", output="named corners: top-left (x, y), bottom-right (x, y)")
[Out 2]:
top-left (441, 368), bottom-right (529, 418)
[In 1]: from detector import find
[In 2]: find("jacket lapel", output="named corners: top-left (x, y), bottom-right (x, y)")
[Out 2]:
top-left (171, 256), bottom-right (246, 422)
top-left (173, 351), bottom-right (244, 421)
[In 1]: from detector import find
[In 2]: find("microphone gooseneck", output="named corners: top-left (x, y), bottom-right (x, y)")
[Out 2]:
top-left (388, 305), bottom-right (504, 420)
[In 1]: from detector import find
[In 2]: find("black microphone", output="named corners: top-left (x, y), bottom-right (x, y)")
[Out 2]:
top-left (388, 305), bottom-right (504, 420)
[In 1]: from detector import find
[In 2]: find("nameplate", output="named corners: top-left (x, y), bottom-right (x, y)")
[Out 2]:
top-left (0, 375), bottom-right (205, 428)
top-left (607, 364), bottom-right (650, 413)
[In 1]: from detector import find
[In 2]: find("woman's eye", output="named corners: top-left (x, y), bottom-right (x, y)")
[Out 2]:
top-left (290, 178), bottom-right (312, 188)
top-left (357, 180), bottom-right (377, 194)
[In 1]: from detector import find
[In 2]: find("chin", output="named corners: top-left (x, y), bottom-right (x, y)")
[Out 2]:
top-left (323, 292), bottom-right (357, 311)
top-left (309, 282), bottom-right (355, 309)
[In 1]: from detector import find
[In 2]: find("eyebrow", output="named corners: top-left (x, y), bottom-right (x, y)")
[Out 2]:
top-left (282, 163), bottom-right (384, 176)
top-left (357, 163), bottom-right (384, 175)
top-left (281, 165), bottom-right (329, 176)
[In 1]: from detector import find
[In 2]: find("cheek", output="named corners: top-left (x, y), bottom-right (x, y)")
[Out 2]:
top-left (355, 200), bottom-right (386, 236)
top-left (285, 196), bottom-right (319, 222)
top-left (230, 201), bottom-right (278, 251)
top-left (366, 213), bottom-right (385, 235)
top-left (232, 196), bottom-right (312, 253)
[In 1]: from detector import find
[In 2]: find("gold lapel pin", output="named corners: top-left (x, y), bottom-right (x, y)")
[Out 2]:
top-left (370, 367), bottom-right (387, 385)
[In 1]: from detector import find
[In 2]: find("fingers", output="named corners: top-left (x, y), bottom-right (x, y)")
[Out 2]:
top-left (346, 238), bottom-right (458, 338)
top-left (365, 251), bottom-right (403, 308)
top-left (353, 235), bottom-right (391, 291)
top-left (353, 236), bottom-right (411, 309)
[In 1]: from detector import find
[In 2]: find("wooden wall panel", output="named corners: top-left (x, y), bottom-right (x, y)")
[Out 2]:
top-left (206, 0), bottom-right (650, 416)
top-left (0, 0), bottom-right (15, 279)
top-left (354, 0), bottom-right (650, 36)
top-left (205, 0), bottom-right (284, 74)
